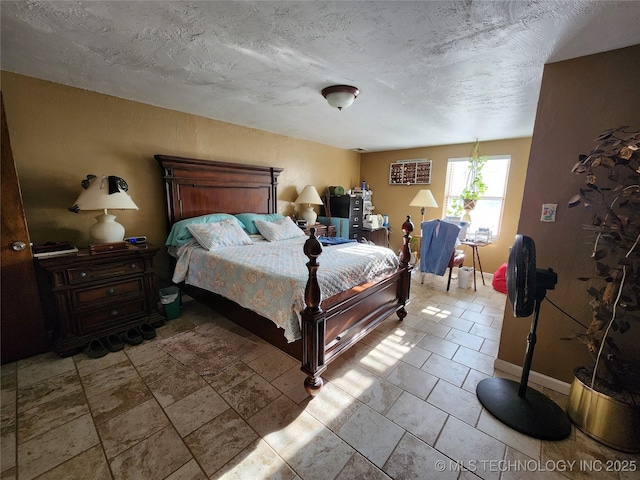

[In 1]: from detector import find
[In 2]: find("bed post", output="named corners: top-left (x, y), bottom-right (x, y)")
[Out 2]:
top-left (300, 228), bottom-right (326, 396)
top-left (395, 215), bottom-right (415, 321)
top-left (399, 215), bottom-right (414, 266)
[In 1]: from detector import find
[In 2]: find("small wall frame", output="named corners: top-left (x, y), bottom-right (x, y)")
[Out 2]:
top-left (389, 159), bottom-right (432, 185)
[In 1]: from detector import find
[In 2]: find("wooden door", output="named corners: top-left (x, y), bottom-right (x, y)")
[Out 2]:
top-left (1, 93), bottom-right (48, 363)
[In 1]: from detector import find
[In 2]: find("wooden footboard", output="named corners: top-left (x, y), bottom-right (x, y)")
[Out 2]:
top-left (300, 217), bottom-right (414, 396)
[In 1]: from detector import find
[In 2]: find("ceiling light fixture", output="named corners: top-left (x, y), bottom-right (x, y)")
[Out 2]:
top-left (321, 85), bottom-right (359, 110)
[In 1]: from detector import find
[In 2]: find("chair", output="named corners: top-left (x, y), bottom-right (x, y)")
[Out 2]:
top-left (446, 250), bottom-right (466, 291)
top-left (421, 249), bottom-right (465, 290)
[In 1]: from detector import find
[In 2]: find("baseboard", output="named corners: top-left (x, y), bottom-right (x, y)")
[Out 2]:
top-left (494, 359), bottom-right (571, 395)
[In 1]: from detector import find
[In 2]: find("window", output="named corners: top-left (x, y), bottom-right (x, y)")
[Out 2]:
top-left (444, 155), bottom-right (511, 239)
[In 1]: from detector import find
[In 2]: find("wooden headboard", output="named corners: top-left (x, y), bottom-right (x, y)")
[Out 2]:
top-left (155, 155), bottom-right (283, 227)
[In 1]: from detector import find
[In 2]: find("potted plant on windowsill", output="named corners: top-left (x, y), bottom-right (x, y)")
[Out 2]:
top-left (566, 125), bottom-right (640, 452)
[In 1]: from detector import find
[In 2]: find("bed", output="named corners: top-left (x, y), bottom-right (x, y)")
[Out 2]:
top-left (156, 154), bottom-right (414, 395)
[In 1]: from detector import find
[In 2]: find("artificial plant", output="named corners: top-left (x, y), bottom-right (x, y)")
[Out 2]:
top-left (567, 125), bottom-right (640, 394)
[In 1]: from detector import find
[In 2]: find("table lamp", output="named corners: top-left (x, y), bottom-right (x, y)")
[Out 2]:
top-left (68, 174), bottom-right (138, 243)
top-left (295, 185), bottom-right (323, 226)
top-left (409, 189), bottom-right (438, 223)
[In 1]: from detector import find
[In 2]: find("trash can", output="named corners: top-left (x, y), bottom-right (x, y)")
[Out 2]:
top-left (458, 267), bottom-right (473, 289)
top-left (159, 286), bottom-right (181, 320)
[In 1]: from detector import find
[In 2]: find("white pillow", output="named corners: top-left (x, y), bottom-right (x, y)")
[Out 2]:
top-left (254, 216), bottom-right (306, 242)
top-left (187, 218), bottom-right (254, 250)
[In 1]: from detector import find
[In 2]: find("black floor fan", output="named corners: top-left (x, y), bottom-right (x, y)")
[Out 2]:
top-left (476, 234), bottom-right (571, 440)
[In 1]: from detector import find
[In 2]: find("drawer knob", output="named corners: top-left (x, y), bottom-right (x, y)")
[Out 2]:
top-left (110, 310), bottom-right (119, 317)
top-left (106, 288), bottom-right (116, 295)
top-left (80, 272), bottom-right (87, 277)
top-left (129, 263), bottom-right (137, 269)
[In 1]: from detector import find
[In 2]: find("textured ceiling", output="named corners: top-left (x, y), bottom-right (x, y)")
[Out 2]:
top-left (1, 1), bottom-right (639, 152)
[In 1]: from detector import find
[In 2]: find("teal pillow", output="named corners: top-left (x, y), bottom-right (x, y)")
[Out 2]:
top-left (234, 213), bottom-right (284, 235)
top-left (165, 214), bottom-right (246, 246)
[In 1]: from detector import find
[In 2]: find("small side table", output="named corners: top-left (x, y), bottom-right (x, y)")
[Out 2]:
top-left (461, 240), bottom-right (491, 291)
top-left (361, 226), bottom-right (389, 247)
top-left (301, 224), bottom-right (336, 237)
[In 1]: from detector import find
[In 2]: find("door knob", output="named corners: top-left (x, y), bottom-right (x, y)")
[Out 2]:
top-left (11, 241), bottom-right (27, 251)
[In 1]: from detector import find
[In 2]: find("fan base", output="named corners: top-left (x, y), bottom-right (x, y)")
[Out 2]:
top-left (477, 377), bottom-right (571, 440)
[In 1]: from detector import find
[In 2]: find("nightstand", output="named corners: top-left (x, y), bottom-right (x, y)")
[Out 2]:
top-left (34, 243), bottom-right (164, 356)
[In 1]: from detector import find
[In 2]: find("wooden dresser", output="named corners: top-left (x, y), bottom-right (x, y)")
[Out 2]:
top-left (35, 243), bottom-right (163, 356)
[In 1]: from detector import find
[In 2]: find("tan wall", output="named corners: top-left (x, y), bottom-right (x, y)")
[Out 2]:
top-left (1, 72), bottom-right (360, 278)
top-left (498, 45), bottom-right (640, 383)
top-left (360, 138), bottom-right (531, 275)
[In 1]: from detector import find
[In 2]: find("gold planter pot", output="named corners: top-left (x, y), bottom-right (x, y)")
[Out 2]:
top-left (566, 370), bottom-right (640, 453)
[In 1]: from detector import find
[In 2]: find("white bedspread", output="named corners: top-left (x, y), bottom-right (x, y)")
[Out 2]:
top-left (172, 237), bottom-right (399, 342)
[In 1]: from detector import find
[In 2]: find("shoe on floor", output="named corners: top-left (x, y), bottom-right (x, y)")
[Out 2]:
top-left (137, 323), bottom-right (156, 340)
top-left (84, 339), bottom-right (108, 358)
top-left (101, 334), bottom-right (124, 352)
top-left (120, 328), bottom-right (143, 345)
top-left (150, 318), bottom-right (165, 328)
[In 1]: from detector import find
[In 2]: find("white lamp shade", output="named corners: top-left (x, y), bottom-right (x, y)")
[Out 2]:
top-left (295, 185), bottom-right (323, 205)
top-left (73, 176), bottom-right (139, 211)
top-left (409, 189), bottom-right (438, 208)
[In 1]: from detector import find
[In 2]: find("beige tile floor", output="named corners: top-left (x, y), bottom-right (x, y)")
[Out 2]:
top-left (2, 271), bottom-right (639, 479)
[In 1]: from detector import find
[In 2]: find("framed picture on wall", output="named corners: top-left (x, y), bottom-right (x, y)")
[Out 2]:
top-left (389, 159), bottom-right (432, 185)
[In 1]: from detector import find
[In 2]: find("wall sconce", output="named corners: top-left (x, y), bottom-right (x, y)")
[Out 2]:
top-left (321, 85), bottom-right (360, 110)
